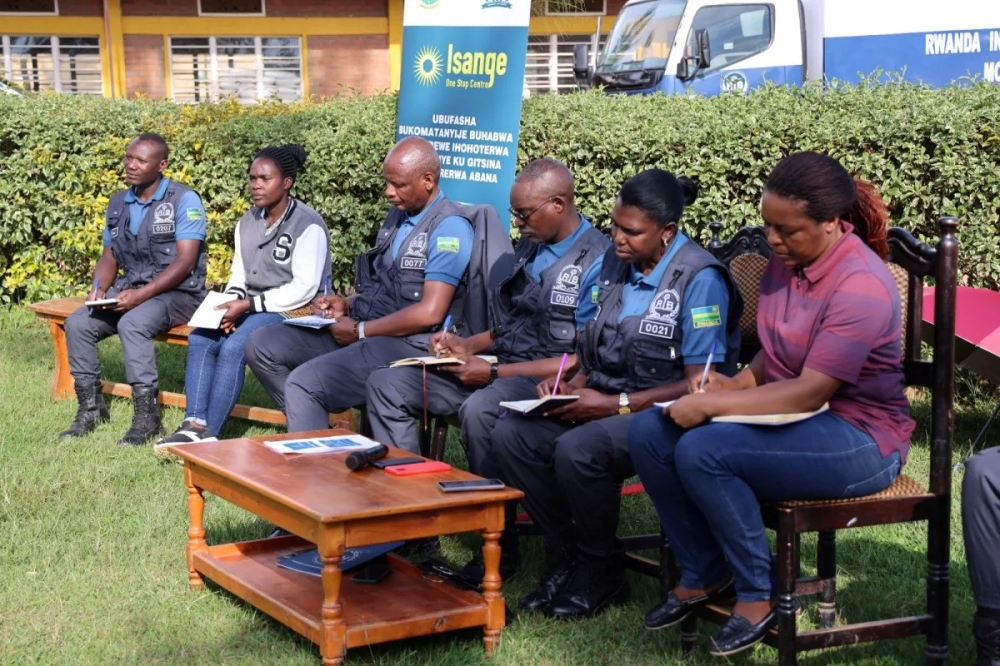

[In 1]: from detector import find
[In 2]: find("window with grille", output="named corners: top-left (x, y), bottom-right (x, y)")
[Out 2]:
top-left (525, 33), bottom-right (606, 95)
top-left (169, 36), bottom-right (302, 104)
top-left (198, 0), bottom-right (263, 16)
top-left (545, 0), bottom-right (604, 15)
top-left (1, 36), bottom-right (102, 94)
top-left (0, 0), bottom-right (57, 13)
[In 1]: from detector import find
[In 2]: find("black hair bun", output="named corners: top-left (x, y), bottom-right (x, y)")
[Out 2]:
top-left (282, 143), bottom-right (308, 169)
top-left (677, 176), bottom-right (699, 206)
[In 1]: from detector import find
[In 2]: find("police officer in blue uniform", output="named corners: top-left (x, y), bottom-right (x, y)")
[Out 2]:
top-left (243, 136), bottom-right (475, 430)
top-left (365, 158), bottom-right (609, 576)
top-left (492, 169), bottom-right (742, 620)
top-left (61, 133), bottom-right (207, 445)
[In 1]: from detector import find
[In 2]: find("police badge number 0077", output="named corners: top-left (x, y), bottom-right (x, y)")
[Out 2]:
top-left (401, 232), bottom-right (428, 272)
top-left (639, 288), bottom-right (680, 340)
top-left (550, 264), bottom-right (583, 307)
top-left (152, 202), bottom-right (175, 236)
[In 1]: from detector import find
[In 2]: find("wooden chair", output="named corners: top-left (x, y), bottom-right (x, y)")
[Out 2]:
top-left (708, 221), bottom-right (772, 364)
top-left (683, 218), bottom-right (958, 665)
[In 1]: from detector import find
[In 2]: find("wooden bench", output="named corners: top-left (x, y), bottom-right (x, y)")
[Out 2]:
top-left (27, 296), bottom-right (355, 430)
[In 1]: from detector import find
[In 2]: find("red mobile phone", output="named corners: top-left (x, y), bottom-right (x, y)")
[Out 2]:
top-left (384, 461), bottom-right (452, 476)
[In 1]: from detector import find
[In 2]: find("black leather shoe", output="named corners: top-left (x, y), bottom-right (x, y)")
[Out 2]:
top-left (708, 610), bottom-right (777, 657)
top-left (544, 577), bottom-right (630, 620)
top-left (645, 577), bottom-right (736, 630)
top-left (459, 549), bottom-right (519, 581)
top-left (973, 612), bottom-right (1000, 666)
top-left (520, 565), bottom-right (574, 611)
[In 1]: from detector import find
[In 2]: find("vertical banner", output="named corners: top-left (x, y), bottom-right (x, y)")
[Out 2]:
top-left (397, 0), bottom-right (531, 228)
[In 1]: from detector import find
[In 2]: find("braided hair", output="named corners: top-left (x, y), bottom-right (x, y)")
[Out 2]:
top-left (764, 151), bottom-right (889, 260)
top-left (250, 143), bottom-right (308, 183)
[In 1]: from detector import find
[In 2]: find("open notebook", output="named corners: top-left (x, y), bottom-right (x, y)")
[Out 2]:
top-left (499, 394), bottom-right (579, 417)
top-left (654, 401), bottom-right (830, 426)
top-left (390, 355), bottom-right (498, 368)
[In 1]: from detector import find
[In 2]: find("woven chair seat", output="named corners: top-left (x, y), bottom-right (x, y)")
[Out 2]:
top-left (771, 473), bottom-right (928, 508)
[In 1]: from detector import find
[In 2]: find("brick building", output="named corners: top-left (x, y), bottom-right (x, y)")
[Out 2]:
top-left (0, 0), bottom-right (626, 101)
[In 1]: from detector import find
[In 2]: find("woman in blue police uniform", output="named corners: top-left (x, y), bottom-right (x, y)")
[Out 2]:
top-left (491, 168), bottom-right (742, 620)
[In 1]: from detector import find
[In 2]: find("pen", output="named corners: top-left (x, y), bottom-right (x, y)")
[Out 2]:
top-left (552, 352), bottom-right (569, 396)
top-left (322, 276), bottom-right (330, 318)
top-left (698, 342), bottom-right (717, 392)
top-left (436, 314), bottom-right (453, 359)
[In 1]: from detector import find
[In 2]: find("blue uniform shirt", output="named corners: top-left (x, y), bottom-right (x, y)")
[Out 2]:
top-left (390, 192), bottom-right (474, 287)
top-left (575, 232), bottom-right (730, 366)
top-left (102, 178), bottom-right (206, 246)
top-left (524, 215), bottom-right (594, 281)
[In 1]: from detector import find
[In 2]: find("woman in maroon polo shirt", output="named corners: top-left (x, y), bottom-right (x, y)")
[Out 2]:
top-left (627, 151), bottom-right (914, 657)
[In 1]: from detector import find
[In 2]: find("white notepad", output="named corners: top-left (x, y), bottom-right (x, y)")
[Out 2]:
top-left (282, 314), bottom-right (337, 329)
top-left (84, 298), bottom-right (119, 308)
top-left (389, 355), bottom-right (498, 368)
top-left (499, 394), bottom-right (579, 417)
top-left (187, 292), bottom-right (238, 329)
top-left (711, 403), bottom-right (830, 425)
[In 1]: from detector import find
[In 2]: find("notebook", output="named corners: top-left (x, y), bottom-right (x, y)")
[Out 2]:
top-left (498, 394), bottom-right (579, 417)
top-left (389, 355), bottom-right (498, 368)
top-left (84, 298), bottom-right (119, 308)
top-left (282, 314), bottom-right (337, 329)
top-left (711, 403), bottom-right (830, 425)
top-left (187, 292), bottom-right (238, 329)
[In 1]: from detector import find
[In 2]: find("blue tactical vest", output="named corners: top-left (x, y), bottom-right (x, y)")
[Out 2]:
top-left (105, 181), bottom-right (207, 296)
top-left (580, 241), bottom-right (742, 394)
top-left (350, 195), bottom-right (471, 338)
top-left (489, 223), bottom-right (610, 364)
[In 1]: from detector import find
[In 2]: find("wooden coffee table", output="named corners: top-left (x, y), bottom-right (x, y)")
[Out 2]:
top-left (170, 429), bottom-right (524, 665)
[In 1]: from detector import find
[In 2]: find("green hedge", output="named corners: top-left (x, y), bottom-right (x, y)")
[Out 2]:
top-left (1, 81), bottom-right (999, 304)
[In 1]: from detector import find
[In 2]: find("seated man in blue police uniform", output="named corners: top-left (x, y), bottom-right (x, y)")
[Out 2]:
top-left (491, 168), bottom-right (742, 620)
top-left (244, 136), bottom-right (475, 430)
top-left (61, 132), bottom-right (208, 445)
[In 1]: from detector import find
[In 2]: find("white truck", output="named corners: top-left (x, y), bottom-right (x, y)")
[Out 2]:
top-left (573, 0), bottom-right (1000, 96)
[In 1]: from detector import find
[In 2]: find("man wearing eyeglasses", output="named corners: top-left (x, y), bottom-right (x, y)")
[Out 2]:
top-left (366, 158), bottom-right (610, 578)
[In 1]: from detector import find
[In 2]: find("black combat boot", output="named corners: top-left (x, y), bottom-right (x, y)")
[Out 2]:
top-left (59, 377), bottom-right (110, 439)
top-left (974, 611), bottom-right (1000, 666)
top-left (519, 540), bottom-right (576, 611)
top-left (459, 529), bottom-right (520, 581)
top-left (117, 383), bottom-right (162, 446)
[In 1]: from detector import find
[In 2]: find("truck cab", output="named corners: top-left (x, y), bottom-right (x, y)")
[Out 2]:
top-left (575, 0), bottom-right (807, 96)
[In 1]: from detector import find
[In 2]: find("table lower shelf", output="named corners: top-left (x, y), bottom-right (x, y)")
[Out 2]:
top-left (193, 537), bottom-right (491, 649)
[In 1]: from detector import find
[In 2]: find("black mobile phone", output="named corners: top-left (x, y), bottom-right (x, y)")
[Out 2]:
top-left (371, 456), bottom-right (425, 469)
top-left (437, 479), bottom-right (506, 493)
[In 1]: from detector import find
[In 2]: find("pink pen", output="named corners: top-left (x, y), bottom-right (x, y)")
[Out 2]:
top-left (551, 352), bottom-right (568, 396)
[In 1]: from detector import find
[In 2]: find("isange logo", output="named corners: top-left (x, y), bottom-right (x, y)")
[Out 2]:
top-left (413, 46), bottom-right (444, 86)
top-left (418, 0), bottom-right (440, 7)
top-left (482, 0), bottom-right (512, 7)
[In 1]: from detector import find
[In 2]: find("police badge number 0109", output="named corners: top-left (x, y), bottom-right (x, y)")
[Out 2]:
top-left (550, 264), bottom-right (583, 307)
top-left (639, 288), bottom-right (680, 340)
top-left (401, 232), bottom-right (428, 272)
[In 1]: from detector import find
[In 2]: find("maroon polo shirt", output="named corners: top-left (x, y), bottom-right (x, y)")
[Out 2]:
top-left (757, 222), bottom-right (915, 462)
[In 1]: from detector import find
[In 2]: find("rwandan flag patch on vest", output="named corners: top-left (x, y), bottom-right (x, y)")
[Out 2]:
top-left (186, 207), bottom-right (203, 220)
top-left (691, 305), bottom-right (722, 328)
top-left (437, 236), bottom-right (461, 253)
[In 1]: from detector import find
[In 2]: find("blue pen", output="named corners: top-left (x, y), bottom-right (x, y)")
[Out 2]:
top-left (436, 314), bottom-right (453, 359)
top-left (324, 275), bottom-right (330, 297)
top-left (93, 277), bottom-right (100, 297)
top-left (698, 341), bottom-right (717, 392)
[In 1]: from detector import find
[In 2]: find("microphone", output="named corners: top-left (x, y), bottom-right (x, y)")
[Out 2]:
top-left (346, 443), bottom-right (390, 471)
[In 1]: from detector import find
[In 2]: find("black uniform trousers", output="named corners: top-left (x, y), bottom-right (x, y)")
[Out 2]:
top-left (963, 446), bottom-right (1000, 610)
top-left (492, 410), bottom-right (638, 559)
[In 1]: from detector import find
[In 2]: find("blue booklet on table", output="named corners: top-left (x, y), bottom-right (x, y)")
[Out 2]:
top-left (276, 541), bottom-right (405, 576)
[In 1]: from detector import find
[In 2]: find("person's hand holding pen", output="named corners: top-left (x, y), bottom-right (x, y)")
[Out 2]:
top-left (88, 277), bottom-right (103, 302)
top-left (429, 329), bottom-right (471, 357)
top-left (434, 315), bottom-right (453, 359)
top-left (311, 277), bottom-right (346, 319)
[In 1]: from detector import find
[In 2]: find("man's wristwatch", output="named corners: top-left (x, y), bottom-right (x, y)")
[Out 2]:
top-left (356, 321), bottom-right (366, 340)
top-left (618, 392), bottom-right (632, 415)
top-left (488, 363), bottom-right (499, 385)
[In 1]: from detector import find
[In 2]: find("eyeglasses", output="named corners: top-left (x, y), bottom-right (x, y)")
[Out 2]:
top-left (508, 196), bottom-right (558, 223)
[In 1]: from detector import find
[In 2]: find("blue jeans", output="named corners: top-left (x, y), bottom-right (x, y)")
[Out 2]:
top-left (628, 409), bottom-right (902, 602)
top-left (184, 312), bottom-right (285, 435)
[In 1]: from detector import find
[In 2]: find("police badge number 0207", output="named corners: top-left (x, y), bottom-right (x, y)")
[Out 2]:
top-left (152, 202), bottom-right (175, 236)
top-left (550, 263), bottom-right (583, 307)
top-left (639, 288), bottom-right (680, 340)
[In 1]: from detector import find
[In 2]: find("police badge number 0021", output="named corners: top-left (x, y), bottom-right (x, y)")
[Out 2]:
top-left (401, 232), bottom-right (428, 271)
top-left (152, 202), bottom-right (176, 236)
top-left (550, 264), bottom-right (583, 307)
top-left (639, 288), bottom-right (680, 340)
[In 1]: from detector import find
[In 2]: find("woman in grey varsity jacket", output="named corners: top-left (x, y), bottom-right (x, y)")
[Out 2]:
top-left (154, 144), bottom-right (332, 451)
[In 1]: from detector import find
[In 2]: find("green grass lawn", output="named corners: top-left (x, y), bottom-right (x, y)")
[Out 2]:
top-left (0, 304), bottom-right (993, 665)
